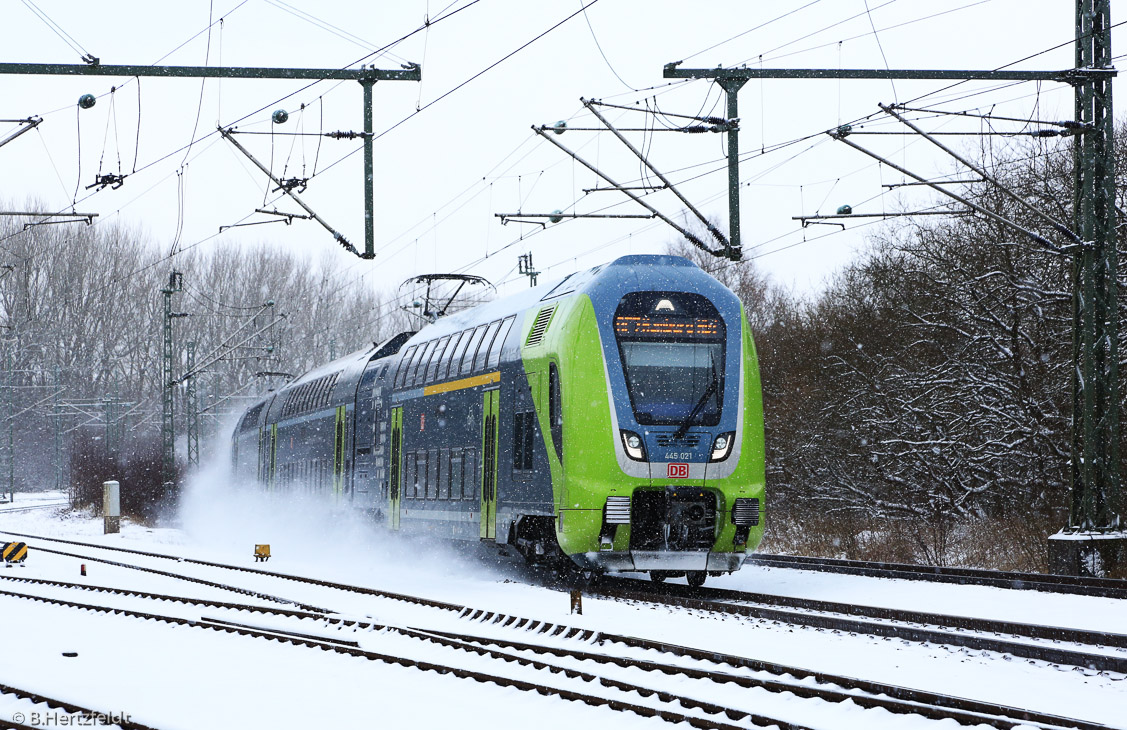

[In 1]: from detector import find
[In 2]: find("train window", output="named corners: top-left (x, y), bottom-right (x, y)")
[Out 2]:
top-left (426, 449), bottom-right (439, 500)
top-left (447, 330), bottom-right (471, 378)
top-left (459, 326), bottom-right (488, 376)
top-left (394, 346), bottom-right (417, 388)
top-left (462, 447), bottom-right (477, 499)
top-left (404, 346), bottom-right (426, 388)
top-left (438, 448), bottom-right (450, 499)
top-left (240, 403), bottom-right (264, 433)
top-left (449, 450), bottom-right (463, 501)
top-left (411, 340), bottom-right (438, 387)
top-left (513, 411), bottom-right (535, 471)
top-left (474, 320), bottom-right (502, 372)
top-left (614, 291), bottom-right (726, 426)
top-left (426, 336), bottom-right (452, 383)
top-left (549, 362), bottom-right (563, 463)
top-left (487, 316), bottom-right (515, 369)
top-left (438, 330), bottom-right (465, 380)
top-left (417, 451), bottom-right (428, 499)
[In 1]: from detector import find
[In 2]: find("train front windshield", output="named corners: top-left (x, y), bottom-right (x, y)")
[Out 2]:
top-left (614, 292), bottom-right (726, 427)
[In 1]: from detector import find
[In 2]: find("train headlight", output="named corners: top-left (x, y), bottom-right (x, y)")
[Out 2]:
top-left (620, 430), bottom-right (646, 461)
top-left (710, 431), bottom-right (735, 462)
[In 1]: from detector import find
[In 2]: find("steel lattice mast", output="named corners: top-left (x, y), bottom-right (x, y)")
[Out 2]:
top-left (665, 0), bottom-right (1124, 575)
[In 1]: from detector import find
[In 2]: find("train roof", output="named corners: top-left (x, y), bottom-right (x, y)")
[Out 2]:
top-left (242, 255), bottom-right (709, 410)
top-left (410, 254), bottom-right (703, 342)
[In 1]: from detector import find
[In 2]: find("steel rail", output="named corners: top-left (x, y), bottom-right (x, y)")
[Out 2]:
top-left (586, 580), bottom-right (1127, 674)
top-left (0, 573), bottom-right (326, 619)
top-left (0, 587), bottom-right (764, 730)
top-left (423, 624), bottom-right (1106, 730)
top-left (0, 528), bottom-right (463, 610)
top-left (14, 542), bottom-right (333, 613)
top-left (749, 553), bottom-right (1127, 599)
top-left (0, 682), bottom-right (163, 730)
top-left (8, 529), bottom-right (1126, 672)
top-left (616, 578), bottom-right (1127, 649)
top-left (0, 529), bottom-right (1109, 729)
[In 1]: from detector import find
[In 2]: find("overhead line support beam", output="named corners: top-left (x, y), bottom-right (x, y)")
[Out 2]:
top-left (661, 63), bottom-right (1115, 265)
top-left (0, 62), bottom-right (420, 82)
top-left (662, 64), bottom-right (1115, 83)
top-left (0, 61), bottom-right (420, 259)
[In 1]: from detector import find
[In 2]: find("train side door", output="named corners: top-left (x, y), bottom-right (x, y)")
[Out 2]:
top-left (333, 405), bottom-right (347, 500)
top-left (389, 406), bottom-right (403, 530)
top-left (267, 423), bottom-right (277, 491)
top-left (480, 389), bottom-right (500, 539)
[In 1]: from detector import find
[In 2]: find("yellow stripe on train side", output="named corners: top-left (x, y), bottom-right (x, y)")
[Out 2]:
top-left (423, 371), bottom-right (500, 396)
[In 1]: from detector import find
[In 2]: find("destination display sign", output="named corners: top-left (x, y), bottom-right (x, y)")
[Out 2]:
top-left (613, 315), bottom-right (723, 339)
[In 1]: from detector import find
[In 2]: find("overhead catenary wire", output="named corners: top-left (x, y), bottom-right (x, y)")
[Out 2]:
top-left (679, 0), bottom-right (825, 64)
top-left (863, 0), bottom-right (898, 103)
top-left (754, 0), bottom-right (993, 66)
top-left (0, 0), bottom-right (484, 253)
top-left (4, 2), bottom-right (1104, 322)
top-left (263, 0), bottom-right (411, 64)
top-left (900, 16), bottom-right (1127, 108)
top-left (21, 0), bottom-right (96, 63)
top-left (254, 10), bottom-right (1124, 322)
top-left (580, 0), bottom-right (636, 92)
top-left (314, 0), bottom-right (607, 189)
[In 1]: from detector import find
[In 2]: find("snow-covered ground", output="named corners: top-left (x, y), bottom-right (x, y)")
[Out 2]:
top-left (1, 484), bottom-right (1125, 730)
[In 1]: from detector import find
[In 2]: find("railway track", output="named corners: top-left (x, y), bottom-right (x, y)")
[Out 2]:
top-left (0, 527), bottom-right (461, 612)
top-left (0, 502), bottom-right (66, 517)
top-left (8, 528), bottom-right (1127, 676)
top-left (586, 576), bottom-right (1127, 674)
top-left (0, 584), bottom-right (784, 730)
top-left (749, 553), bottom-right (1127, 599)
top-left (0, 569), bottom-right (1106, 730)
top-left (0, 681), bottom-right (160, 730)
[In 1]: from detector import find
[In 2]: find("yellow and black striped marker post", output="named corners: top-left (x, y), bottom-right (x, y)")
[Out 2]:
top-left (2, 541), bottom-right (28, 565)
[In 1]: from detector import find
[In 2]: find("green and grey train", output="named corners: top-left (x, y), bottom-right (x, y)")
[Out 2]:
top-left (232, 254), bottom-right (765, 585)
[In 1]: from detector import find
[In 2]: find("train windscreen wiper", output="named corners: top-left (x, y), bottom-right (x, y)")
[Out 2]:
top-left (673, 354), bottom-right (720, 441)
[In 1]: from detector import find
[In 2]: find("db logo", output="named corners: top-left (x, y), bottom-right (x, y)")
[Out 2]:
top-left (667, 463), bottom-right (689, 479)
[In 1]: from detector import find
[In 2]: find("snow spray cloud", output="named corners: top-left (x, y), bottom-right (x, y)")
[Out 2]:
top-left (178, 416), bottom-right (504, 588)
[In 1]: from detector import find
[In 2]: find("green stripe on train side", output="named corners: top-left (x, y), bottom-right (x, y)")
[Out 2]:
top-left (521, 294), bottom-right (648, 556)
top-left (737, 301), bottom-right (767, 553)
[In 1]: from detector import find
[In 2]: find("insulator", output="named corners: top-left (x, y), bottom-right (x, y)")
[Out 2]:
top-left (78, 94), bottom-right (96, 110)
top-left (683, 125), bottom-right (708, 134)
top-left (1031, 129), bottom-right (1060, 138)
top-left (701, 116), bottom-right (727, 125)
top-left (552, 120), bottom-right (567, 135)
top-left (272, 109), bottom-right (289, 125)
top-left (836, 204), bottom-right (853, 215)
top-left (549, 210), bottom-right (564, 224)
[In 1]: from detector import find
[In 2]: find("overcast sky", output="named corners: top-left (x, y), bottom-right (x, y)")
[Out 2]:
top-left (0, 1), bottom-right (1117, 308)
